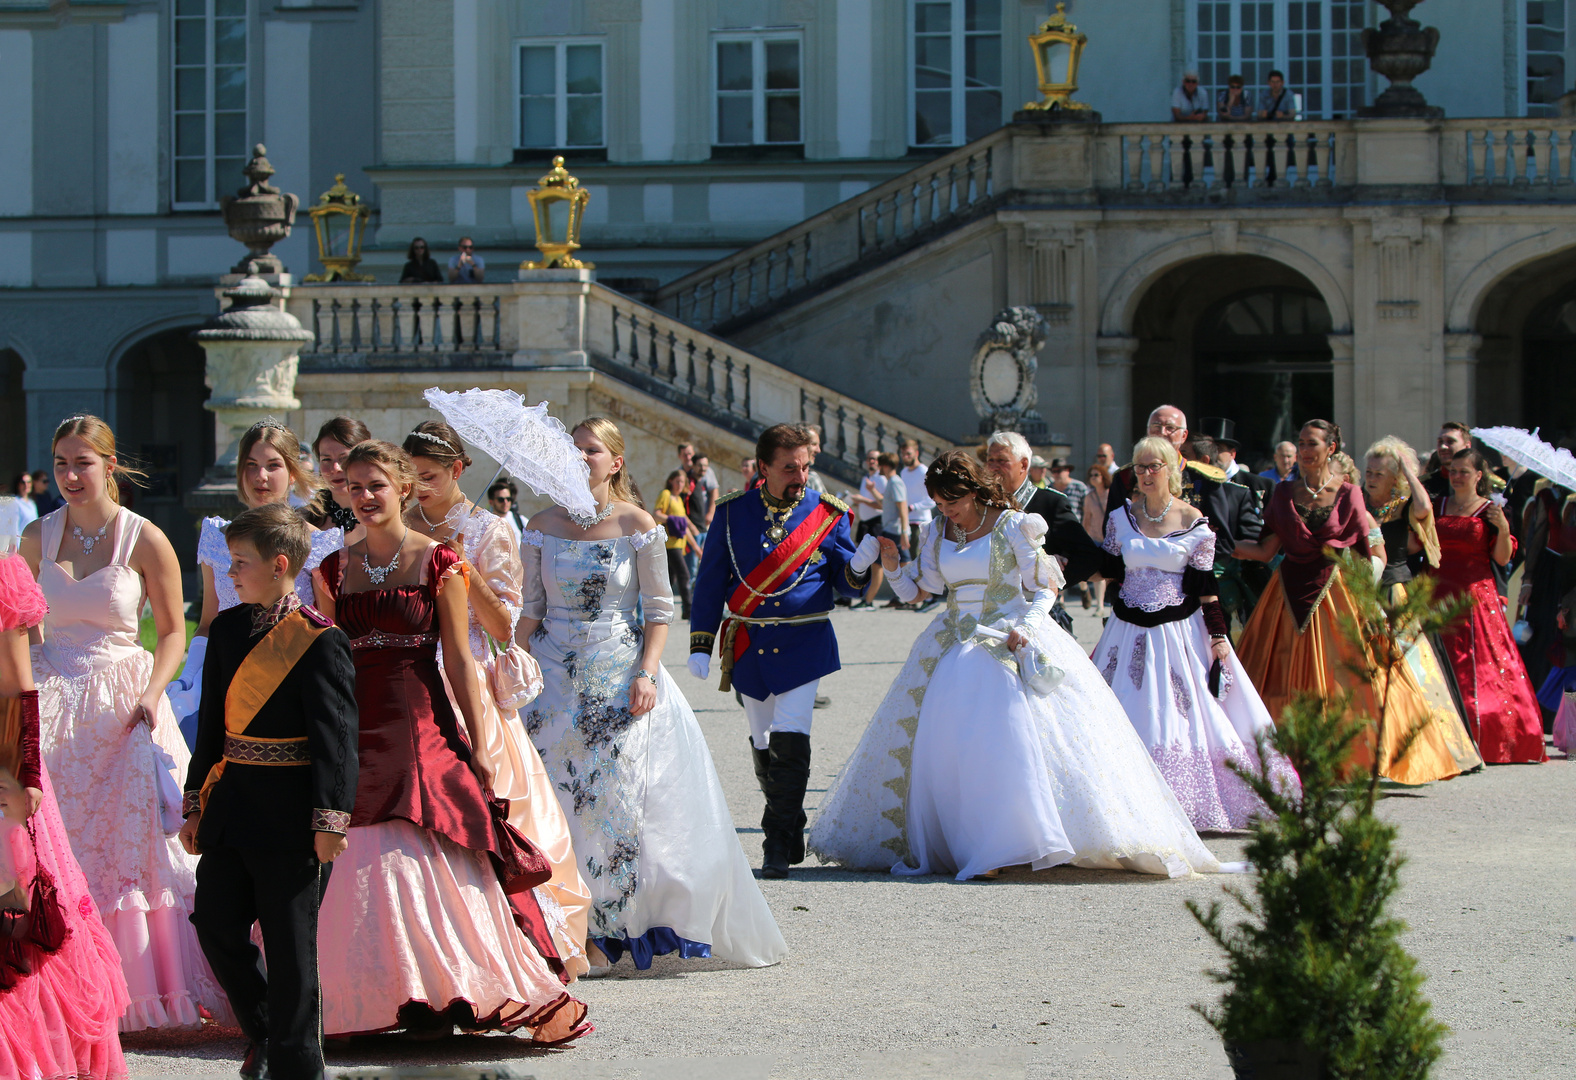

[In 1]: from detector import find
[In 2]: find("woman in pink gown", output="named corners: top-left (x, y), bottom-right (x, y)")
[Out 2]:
top-left (1429, 448), bottom-right (1547, 764)
top-left (20, 416), bottom-right (227, 1031)
top-left (0, 548), bottom-right (129, 1078)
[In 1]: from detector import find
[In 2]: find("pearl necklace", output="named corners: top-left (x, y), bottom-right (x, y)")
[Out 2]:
top-left (361, 529), bottom-right (407, 586)
top-left (1139, 496), bottom-right (1173, 524)
top-left (1302, 470), bottom-right (1334, 498)
top-left (949, 511), bottom-right (990, 544)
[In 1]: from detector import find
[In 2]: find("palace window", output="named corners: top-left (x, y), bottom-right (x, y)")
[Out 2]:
top-left (517, 40), bottom-right (605, 149)
top-left (714, 32), bottom-right (802, 145)
top-left (1524, 1), bottom-right (1567, 116)
top-left (1192, 1), bottom-right (1368, 120)
top-left (911, 0), bottom-right (1002, 147)
top-left (172, 0), bottom-right (248, 208)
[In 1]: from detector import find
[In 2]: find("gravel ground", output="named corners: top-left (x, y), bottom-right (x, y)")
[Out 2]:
top-left (125, 600), bottom-right (1574, 1080)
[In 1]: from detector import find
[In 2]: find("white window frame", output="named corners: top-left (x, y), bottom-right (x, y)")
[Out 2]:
top-left (711, 29), bottom-right (804, 146)
top-left (513, 38), bottom-right (607, 150)
top-left (907, 0), bottom-right (1004, 148)
top-left (1186, 1), bottom-right (1371, 121)
top-left (1521, 0), bottom-right (1568, 117)
top-left (171, 0), bottom-right (250, 210)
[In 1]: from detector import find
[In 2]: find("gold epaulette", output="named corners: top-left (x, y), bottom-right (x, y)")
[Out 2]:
top-left (1185, 459), bottom-right (1228, 483)
top-left (818, 491), bottom-right (850, 514)
top-left (716, 488), bottom-right (749, 506)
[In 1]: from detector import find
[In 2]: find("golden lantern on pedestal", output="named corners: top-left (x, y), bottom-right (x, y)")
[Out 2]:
top-left (520, 156), bottom-right (595, 271)
top-left (1023, 3), bottom-right (1092, 113)
top-left (304, 174), bottom-right (374, 282)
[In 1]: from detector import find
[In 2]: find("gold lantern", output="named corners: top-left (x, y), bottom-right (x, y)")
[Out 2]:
top-left (304, 174), bottom-right (374, 282)
top-left (521, 157), bottom-right (594, 271)
top-left (1023, 3), bottom-right (1091, 113)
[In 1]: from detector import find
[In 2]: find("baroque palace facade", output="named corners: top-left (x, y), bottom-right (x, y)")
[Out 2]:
top-left (3, 0), bottom-right (1576, 557)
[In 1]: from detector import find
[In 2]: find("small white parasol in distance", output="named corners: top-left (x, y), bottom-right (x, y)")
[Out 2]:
top-left (1469, 426), bottom-right (1576, 492)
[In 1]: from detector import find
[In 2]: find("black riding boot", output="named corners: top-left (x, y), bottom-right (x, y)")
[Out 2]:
top-left (760, 732), bottom-right (812, 879)
top-left (749, 739), bottom-right (770, 793)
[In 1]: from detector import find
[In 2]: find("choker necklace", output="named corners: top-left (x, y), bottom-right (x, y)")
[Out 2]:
top-left (72, 512), bottom-right (113, 555)
top-left (362, 529), bottom-right (407, 586)
top-left (569, 499), bottom-right (614, 530)
top-left (1139, 496), bottom-right (1173, 524)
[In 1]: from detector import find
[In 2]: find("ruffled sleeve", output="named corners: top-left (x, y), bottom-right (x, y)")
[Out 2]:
top-left (197, 516), bottom-right (231, 571)
top-left (1181, 520), bottom-right (1218, 597)
top-left (319, 549), bottom-right (343, 601)
top-left (631, 527), bottom-right (675, 625)
top-left (429, 543), bottom-right (467, 594)
top-left (519, 529), bottom-right (547, 621)
top-left (1008, 512), bottom-right (1064, 592)
top-left (0, 553), bottom-right (47, 633)
top-left (466, 512), bottom-right (524, 628)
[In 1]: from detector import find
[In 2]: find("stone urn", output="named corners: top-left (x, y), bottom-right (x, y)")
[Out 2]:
top-left (190, 276), bottom-right (314, 475)
top-left (221, 144), bottom-right (299, 277)
top-left (1358, 0), bottom-right (1443, 118)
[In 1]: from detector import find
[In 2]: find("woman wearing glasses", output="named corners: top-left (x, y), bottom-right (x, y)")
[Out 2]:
top-left (1089, 438), bottom-right (1296, 831)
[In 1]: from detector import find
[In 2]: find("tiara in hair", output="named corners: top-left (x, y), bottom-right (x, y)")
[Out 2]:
top-left (247, 416), bottom-right (289, 435)
top-left (409, 430), bottom-right (455, 452)
top-left (58, 414), bottom-right (90, 427)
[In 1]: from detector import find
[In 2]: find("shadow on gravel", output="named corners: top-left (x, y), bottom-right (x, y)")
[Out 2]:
top-left (121, 1023), bottom-right (579, 1065)
top-left (782, 865), bottom-right (1180, 886)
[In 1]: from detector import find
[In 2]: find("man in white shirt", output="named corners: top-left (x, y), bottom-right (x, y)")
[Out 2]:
top-left (897, 439), bottom-right (932, 563)
top-left (848, 450), bottom-right (887, 610)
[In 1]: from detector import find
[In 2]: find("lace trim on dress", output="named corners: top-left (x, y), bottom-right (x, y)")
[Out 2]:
top-left (626, 526), bottom-right (665, 551)
top-left (521, 529), bottom-right (545, 548)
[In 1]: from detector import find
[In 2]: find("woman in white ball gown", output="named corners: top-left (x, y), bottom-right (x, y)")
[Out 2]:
top-left (809, 451), bottom-right (1233, 881)
top-left (1089, 438), bottom-right (1298, 831)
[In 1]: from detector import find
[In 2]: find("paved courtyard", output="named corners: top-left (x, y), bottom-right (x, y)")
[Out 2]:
top-left (125, 603), bottom-right (1574, 1080)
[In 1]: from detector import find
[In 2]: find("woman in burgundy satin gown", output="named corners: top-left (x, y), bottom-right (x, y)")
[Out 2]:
top-left (1429, 449), bottom-right (1547, 764)
top-left (313, 441), bottom-right (588, 1041)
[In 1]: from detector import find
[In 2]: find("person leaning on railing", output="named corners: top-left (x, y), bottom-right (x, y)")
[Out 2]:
top-left (400, 237), bottom-right (444, 283)
top-left (1171, 71), bottom-right (1209, 122)
top-left (1217, 74), bottom-right (1251, 121)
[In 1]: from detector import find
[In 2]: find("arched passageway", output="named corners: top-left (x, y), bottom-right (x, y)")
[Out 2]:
top-left (1128, 255), bottom-right (1333, 467)
top-left (1473, 246), bottom-right (1576, 449)
top-left (113, 327), bottom-right (211, 567)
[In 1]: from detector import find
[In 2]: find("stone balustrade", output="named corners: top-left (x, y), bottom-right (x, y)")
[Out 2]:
top-left (653, 116), bottom-right (1576, 334)
top-left (281, 277), bottom-right (954, 487)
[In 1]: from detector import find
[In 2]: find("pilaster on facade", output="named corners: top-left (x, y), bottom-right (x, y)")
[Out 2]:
top-left (1443, 331), bottom-right (1483, 424)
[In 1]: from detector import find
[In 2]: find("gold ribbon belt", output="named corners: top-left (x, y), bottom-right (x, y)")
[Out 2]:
top-left (717, 610), bottom-right (831, 692)
top-left (222, 733), bottom-right (310, 766)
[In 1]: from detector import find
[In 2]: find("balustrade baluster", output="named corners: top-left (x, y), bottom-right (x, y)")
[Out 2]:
top-left (1497, 129), bottom-right (1513, 183)
top-left (983, 145), bottom-right (994, 199)
top-left (704, 348), bottom-right (717, 403)
top-left (834, 405), bottom-right (847, 461)
top-left (389, 298), bottom-right (403, 351)
top-left (1562, 130), bottom-right (1576, 186)
top-left (647, 318), bottom-right (659, 376)
top-left (611, 307), bottom-right (621, 358)
top-left (874, 422), bottom-right (886, 453)
top-left (1177, 134), bottom-right (1197, 190)
top-left (629, 311), bottom-right (642, 366)
top-left (1123, 135), bottom-right (1141, 191)
top-left (723, 356), bottom-right (735, 412)
top-left (348, 299), bottom-right (361, 351)
top-left (369, 298), bottom-right (381, 351)
top-left (432, 300), bottom-right (445, 350)
top-left (491, 297), bottom-right (502, 349)
top-left (1528, 130), bottom-right (1546, 186)
top-left (470, 298), bottom-right (483, 350)
top-left (743, 365), bottom-right (751, 418)
top-left (666, 331), bottom-right (678, 381)
top-left (685, 339), bottom-right (697, 393)
top-left (311, 299), bottom-right (323, 349)
top-left (817, 396), bottom-right (828, 441)
top-left (1202, 134), bottom-right (1219, 189)
top-left (453, 298), bottom-right (466, 347)
top-left (854, 415), bottom-right (867, 462)
top-left (326, 300), bottom-right (340, 352)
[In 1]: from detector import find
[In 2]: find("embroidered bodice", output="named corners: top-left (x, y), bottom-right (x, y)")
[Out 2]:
top-left (35, 507), bottom-right (148, 676)
top-left (1104, 508), bottom-right (1215, 612)
top-left (321, 545), bottom-right (459, 653)
top-left (521, 527), bottom-right (672, 648)
top-left (199, 514), bottom-right (342, 613)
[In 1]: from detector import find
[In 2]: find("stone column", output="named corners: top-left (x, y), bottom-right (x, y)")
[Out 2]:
top-left (186, 277), bottom-right (314, 516)
top-left (1328, 332), bottom-right (1355, 438)
top-left (1443, 331), bottom-right (1481, 423)
top-left (1095, 336), bottom-right (1139, 447)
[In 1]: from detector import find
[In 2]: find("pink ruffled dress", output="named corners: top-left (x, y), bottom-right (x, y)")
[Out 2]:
top-left (30, 509), bottom-right (228, 1030)
top-left (0, 552), bottom-right (131, 1078)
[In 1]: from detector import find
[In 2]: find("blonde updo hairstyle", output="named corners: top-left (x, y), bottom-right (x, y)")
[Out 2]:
top-left (236, 420), bottom-right (323, 507)
top-left (52, 414), bottom-right (147, 504)
top-left (572, 416), bottom-right (644, 510)
top-left (344, 440), bottom-right (419, 510)
top-left (1364, 436), bottom-right (1420, 500)
top-left (1130, 435), bottom-right (1184, 498)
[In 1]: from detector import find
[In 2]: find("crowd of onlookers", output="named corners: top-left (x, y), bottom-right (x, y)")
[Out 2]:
top-left (8, 469), bottom-right (64, 528)
top-left (1171, 69), bottom-right (1298, 123)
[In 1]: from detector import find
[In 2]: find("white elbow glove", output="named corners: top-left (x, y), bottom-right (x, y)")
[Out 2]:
top-left (688, 653), bottom-right (711, 681)
top-left (165, 635), bottom-right (208, 721)
top-left (850, 535), bottom-right (882, 574)
top-left (889, 565), bottom-right (921, 603)
top-left (1017, 590), bottom-right (1055, 635)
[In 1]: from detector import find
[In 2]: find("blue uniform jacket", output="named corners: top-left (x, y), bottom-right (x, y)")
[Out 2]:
top-left (688, 488), bottom-right (868, 700)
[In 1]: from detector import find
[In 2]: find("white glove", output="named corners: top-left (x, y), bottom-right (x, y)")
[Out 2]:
top-left (165, 635), bottom-right (209, 721)
top-left (850, 534), bottom-right (882, 574)
top-left (688, 653), bottom-right (710, 681)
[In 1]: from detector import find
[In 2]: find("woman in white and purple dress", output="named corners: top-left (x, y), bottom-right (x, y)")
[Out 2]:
top-left (1089, 437), bottom-right (1297, 830)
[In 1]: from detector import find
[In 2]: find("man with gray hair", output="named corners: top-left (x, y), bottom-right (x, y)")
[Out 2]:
top-left (982, 431), bottom-right (1104, 617)
top-left (1171, 71), bottom-right (1208, 122)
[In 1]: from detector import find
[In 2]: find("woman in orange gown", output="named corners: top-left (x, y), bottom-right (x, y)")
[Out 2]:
top-left (1234, 420), bottom-right (1463, 785)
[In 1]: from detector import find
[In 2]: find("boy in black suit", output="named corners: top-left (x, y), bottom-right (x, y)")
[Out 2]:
top-left (180, 503), bottom-right (358, 1080)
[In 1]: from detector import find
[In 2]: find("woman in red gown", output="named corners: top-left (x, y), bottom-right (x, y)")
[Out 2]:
top-left (313, 441), bottom-right (588, 1041)
top-left (1430, 448), bottom-right (1547, 764)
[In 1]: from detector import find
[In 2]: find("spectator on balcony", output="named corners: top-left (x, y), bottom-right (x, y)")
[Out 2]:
top-left (447, 236), bottom-right (486, 284)
top-left (1217, 74), bottom-right (1251, 121)
top-left (1257, 70), bottom-right (1296, 121)
top-left (400, 237), bottom-right (444, 283)
top-left (1171, 71), bottom-right (1209, 122)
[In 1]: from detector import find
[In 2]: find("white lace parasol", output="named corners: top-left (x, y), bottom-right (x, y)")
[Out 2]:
top-left (1470, 425), bottom-right (1576, 492)
top-left (423, 387), bottom-right (595, 518)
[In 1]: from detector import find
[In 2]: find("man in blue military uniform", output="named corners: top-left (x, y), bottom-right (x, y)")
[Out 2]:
top-left (689, 423), bottom-right (880, 878)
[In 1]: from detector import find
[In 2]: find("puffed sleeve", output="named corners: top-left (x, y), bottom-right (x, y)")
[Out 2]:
top-left (519, 529), bottom-right (546, 621)
top-left (891, 520), bottom-right (948, 602)
top-left (1009, 512), bottom-right (1065, 593)
top-left (1100, 510), bottom-right (1126, 583)
top-left (1181, 521), bottom-right (1218, 597)
top-left (468, 512), bottom-right (523, 627)
top-left (196, 516), bottom-right (231, 572)
top-left (629, 527), bottom-right (675, 625)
